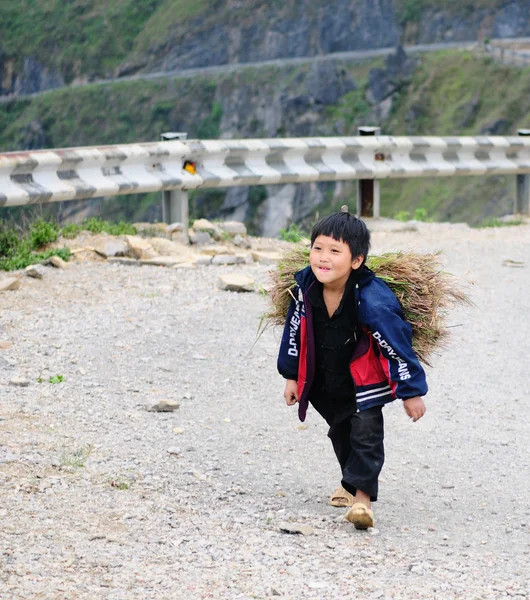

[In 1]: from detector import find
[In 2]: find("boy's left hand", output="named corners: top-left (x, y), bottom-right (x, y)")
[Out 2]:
top-left (403, 397), bottom-right (426, 422)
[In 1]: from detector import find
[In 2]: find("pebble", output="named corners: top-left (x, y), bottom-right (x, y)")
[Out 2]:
top-left (9, 376), bottom-right (30, 387)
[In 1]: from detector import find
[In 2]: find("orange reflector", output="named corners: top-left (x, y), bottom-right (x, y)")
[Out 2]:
top-left (183, 161), bottom-right (197, 174)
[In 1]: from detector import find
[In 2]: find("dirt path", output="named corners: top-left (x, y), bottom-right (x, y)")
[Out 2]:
top-left (1, 221), bottom-right (530, 599)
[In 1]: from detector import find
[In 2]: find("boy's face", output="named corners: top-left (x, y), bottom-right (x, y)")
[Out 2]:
top-left (310, 235), bottom-right (364, 289)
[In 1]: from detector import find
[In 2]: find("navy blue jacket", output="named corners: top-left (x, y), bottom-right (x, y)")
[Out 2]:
top-left (277, 266), bottom-right (428, 422)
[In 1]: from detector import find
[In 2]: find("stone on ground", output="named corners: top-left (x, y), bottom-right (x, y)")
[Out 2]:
top-left (149, 399), bottom-right (181, 412)
top-left (251, 250), bottom-right (284, 264)
top-left (0, 277), bottom-right (21, 292)
top-left (25, 264), bottom-right (48, 279)
top-left (218, 274), bottom-right (255, 292)
top-left (124, 235), bottom-right (158, 260)
top-left (219, 221), bottom-right (247, 236)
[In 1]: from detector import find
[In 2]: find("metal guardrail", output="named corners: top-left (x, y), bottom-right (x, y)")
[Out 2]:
top-left (1, 135), bottom-right (530, 226)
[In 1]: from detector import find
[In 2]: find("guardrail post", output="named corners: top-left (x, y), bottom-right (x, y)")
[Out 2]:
top-left (516, 129), bottom-right (530, 215)
top-left (357, 126), bottom-right (381, 218)
top-left (160, 132), bottom-right (189, 230)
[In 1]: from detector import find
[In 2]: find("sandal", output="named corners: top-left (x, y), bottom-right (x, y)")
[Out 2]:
top-left (329, 486), bottom-right (354, 508)
top-left (345, 503), bottom-right (375, 530)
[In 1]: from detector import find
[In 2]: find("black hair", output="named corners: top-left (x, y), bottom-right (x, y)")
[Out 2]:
top-left (311, 212), bottom-right (371, 265)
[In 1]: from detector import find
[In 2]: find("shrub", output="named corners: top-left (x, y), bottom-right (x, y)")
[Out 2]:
top-left (279, 223), bottom-right (305, 243)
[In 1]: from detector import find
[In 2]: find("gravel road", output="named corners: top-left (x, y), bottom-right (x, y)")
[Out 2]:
top-left (1, 221), bottom-right (530, 599)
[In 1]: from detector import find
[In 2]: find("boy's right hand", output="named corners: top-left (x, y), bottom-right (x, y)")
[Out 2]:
top-left (284, 379), bottom-right (299, 406)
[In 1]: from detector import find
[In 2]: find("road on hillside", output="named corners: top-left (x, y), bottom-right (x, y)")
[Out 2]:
top-left (3, 37), bottom-right (530, 105)
top-left (1, 221), bottom-right (530, 598)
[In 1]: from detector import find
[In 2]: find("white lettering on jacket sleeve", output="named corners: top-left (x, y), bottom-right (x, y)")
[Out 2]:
top-left (372, 330), bottom-right (411, 380)
top-left (287, 301), bottom-right (301, 357)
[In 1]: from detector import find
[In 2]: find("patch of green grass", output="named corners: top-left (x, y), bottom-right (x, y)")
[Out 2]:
top-left (0, 219), bottom-right (70, 271)
top-left (60, 444), bottom-right (93, 468)
top-left (394, 207), bottom-right (432, 222)
top-left (475, 217), bottom-right (525, 228)
top-left (279, 223), bottom-right (305, 243)
top-left (48, 375), bottom-right (65, 384)
top-left (109, 476), bottom-right (133, 490)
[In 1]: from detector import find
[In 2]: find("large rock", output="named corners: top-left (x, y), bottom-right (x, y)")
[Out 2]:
top-left (124, 235), bottom-right (159, 260)
top-left (218, 274), bottom-right (255, 292)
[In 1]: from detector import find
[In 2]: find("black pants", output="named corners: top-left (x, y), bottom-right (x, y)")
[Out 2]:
top-left (327, 406), bottom-right (384, 502)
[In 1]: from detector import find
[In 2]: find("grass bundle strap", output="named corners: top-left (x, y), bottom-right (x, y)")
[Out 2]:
top-left (266, 246), bottom-right (471, 366)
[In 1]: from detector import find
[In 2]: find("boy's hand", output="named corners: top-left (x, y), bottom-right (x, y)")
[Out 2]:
top-left (403, 397), bottom-right (426, 422)
top-left (284, 379), bottom-right (299, 406)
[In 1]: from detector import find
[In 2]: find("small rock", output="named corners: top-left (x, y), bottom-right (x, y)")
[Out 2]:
top-left (172, 262), bottom-right (195, 269)
top-left (124, 235), bottom-right (158, 260)
top-left (193, 218), bottom-right (221, 239)
top-left (48, 255), bottom-right (68, 269)
top-left (219, 221), bottom-right (247, 236)
top-left (170, 231), bottom-right (190, 244)
top-left (195, 255), bottom-right (212, 266)
top-left (25, 264), bottom-right (47, 279)
top-left (200, 245), bottom-right (233, 257)
top-left (218, 274), bottom-right (255, 292)
top-left (233, 234), bottom-right (251, 249)
top-left (167, 447), bottom-right (181, 456)
top-left (502, 259), bottom-right (525, 268)
top-left (167, 222), bottom-right (184, 233)
top-left (189, 230), bottom-right (212, 245)
top-left (148, 237), bottom-right (190, 257)
top-left (172, 427), bottom-right (185, 434)
top-left (149, 399), bottom-right (180, 412)
top-left (0, 277), bottom-right (21, 292)
top-left (94, 239), bottom-right (129, 258)
top-left (106, 257), bottom-right (140, 267)
top-left (271, 588), bottom-right (282, 597)
top-left (279, 523), bottom-right (314, 535)
top-left (251, 250), bottom-right (283, 264)
top-left (10, 377), bottom-right (30, 387)
top-left (211, 254), bottom-right (239, 266)
top-left (140, 256), bottom-right (190, 267)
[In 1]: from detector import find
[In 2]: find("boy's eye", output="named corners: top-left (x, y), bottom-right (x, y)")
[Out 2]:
top-left (331, 249), bottom-right (340, 253)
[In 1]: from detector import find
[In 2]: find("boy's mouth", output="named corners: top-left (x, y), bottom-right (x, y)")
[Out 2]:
top-left (317, 266), bottom-right (331, 272)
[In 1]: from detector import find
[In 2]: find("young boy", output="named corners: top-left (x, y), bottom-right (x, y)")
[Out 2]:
top-left (277, 211), bottom-right (427, 529)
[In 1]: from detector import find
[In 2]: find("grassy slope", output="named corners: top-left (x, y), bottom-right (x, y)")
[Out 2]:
top-left (0, 0), bottom-right (213, 80)
top-left (1, 49), bottom-right (529, 225)
top-left (382, 50), bottom-right (530, 223)
top-left (0, 0), bottom-right (511, 81)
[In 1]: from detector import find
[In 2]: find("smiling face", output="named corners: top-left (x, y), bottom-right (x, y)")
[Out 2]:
top-left (309, 235), bottom-right (364, 290)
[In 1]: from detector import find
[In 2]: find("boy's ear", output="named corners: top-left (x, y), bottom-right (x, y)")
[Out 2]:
top-left (351, 255), bottom-right (364, 270)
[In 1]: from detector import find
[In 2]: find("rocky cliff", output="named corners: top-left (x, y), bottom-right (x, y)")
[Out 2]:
top-left (2, 0), bottom-right (530, 97)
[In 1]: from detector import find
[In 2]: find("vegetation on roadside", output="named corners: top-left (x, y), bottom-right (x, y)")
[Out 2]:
top-left (61, 217), bottom-right (137, 238)
top-left (0, 219), bottom-right (70, 271)
top-left (60, 444), bottom-right (93, 468)
top-left (278, 223), bottom-right (306, 243)
top-left (0, 217), bottom-right (137, 271)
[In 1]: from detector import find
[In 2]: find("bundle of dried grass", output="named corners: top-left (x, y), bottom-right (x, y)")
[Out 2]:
top-left (266, 246), bottom-right (470, 365)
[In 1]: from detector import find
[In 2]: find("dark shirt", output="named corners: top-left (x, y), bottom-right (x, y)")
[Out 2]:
top-left (306, 270), bottom-right (359, 425)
